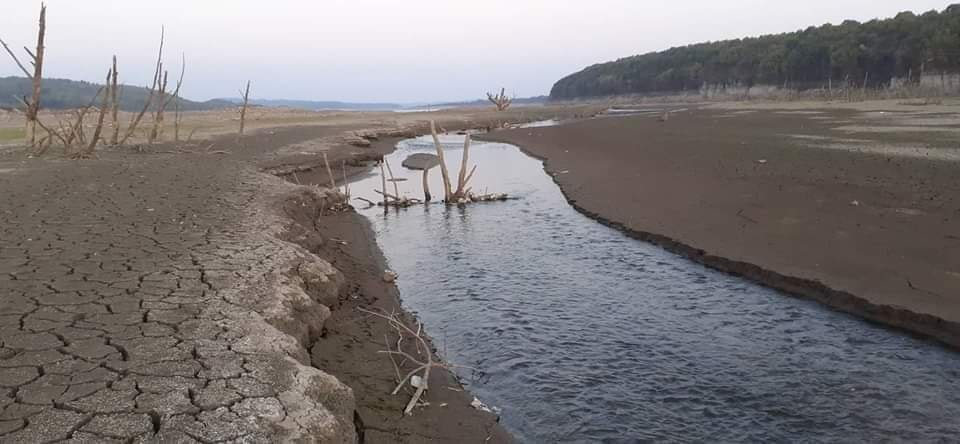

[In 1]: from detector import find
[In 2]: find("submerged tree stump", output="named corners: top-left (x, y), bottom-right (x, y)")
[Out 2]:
top-left (402, 153), bottom-right (440, 202)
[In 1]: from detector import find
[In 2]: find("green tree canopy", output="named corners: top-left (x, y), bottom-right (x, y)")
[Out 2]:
top-left (550, 5), bottom-right (960, 99)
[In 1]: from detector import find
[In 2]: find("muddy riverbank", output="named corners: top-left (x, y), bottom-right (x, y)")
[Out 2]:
top-left (482, 103), bottom-right (960, 347)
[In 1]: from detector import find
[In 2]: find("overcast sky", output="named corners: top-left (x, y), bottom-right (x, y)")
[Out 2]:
top-left (0, 1), bottom-right (951, 103)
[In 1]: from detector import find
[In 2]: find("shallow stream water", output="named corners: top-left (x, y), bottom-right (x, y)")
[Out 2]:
top-left (350, 135), bottom-right (960, 442)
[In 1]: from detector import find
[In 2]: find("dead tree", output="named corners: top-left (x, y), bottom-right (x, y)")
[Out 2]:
top-left (120, 27), bottom-right (165, 145)
top-left (172, 56), bottom-right (186, 143)
top-left (430, 120), bottom-right (476, 202)
top-left (108, 56), bottom-right (121, 145)
top-left (487, 87), bottom-right (512, 111)
top-left (426, 121), bottom-right (507, 204)
top-left (33, 82), bottom-right (105, 157)
top-left (238, 80), bottom-right (251, 136)
top-left (1, 3), bottom-right (47, 147)
top-left (147, 53), bottom-right (184, 144)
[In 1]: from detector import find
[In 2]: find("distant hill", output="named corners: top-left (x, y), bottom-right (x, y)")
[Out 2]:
top-left (550, 5), bottom-right (960, 99)
top-left (426, 95), bottom-right (549, 108)
top-left (219, 95), bottom-right (549, 112)
top-left (0, 76), bottom-right (232, 111)
top-left (221, 98), bottom-right (403, 111)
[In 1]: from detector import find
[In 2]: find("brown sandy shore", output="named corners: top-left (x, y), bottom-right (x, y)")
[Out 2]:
top-left (483, 100), bottom-right (960, 348)
top-left (0, 105), bottom-right (598, 443)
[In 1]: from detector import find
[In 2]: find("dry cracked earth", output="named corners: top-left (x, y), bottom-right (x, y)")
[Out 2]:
top-left (0, 128), bottom-right (364, 443)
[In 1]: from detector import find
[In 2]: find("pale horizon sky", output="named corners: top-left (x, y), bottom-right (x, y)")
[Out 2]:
top-left (0, 1), bottom-right (952, 103)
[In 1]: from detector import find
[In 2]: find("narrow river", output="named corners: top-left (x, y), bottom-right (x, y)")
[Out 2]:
top-left (350, 134), bottom-right (960, 442)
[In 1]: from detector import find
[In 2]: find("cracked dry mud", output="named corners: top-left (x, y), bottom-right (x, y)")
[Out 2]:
top-left (0, 132), bottom-right (361, 442)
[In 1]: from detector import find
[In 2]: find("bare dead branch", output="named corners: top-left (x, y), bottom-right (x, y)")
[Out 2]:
top-left (120, 27), bottom-right (164, 145)
top-left (0, 38), bottom-right (31, 78)
top-left (78, 69), bottom-right (112, 157)
top-left (323, 152), bottom-right (337, 190)
top-left (239, 80), bottom-right (251, 136)
top-left (148, 70), bottom-right (169, 143)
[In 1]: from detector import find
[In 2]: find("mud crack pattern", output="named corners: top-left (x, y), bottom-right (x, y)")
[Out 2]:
top-left (0, 152), bottom-right (355, 443)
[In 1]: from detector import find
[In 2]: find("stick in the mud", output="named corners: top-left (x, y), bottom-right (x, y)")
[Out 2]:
top-left (323, 152), bottom-right (337, 190)
top-left (341, 160), bottom-right (350, 198)
top-left (239, 80), bottom-right (251, 136)
top-left (109, 55), bottom-right (121, 145)
top-left (384, 158), bottom-right (400, 200)
top-left (380, 161), bottom-right (388, 207)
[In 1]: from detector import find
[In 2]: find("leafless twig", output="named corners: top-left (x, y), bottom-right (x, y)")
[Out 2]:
top-left (358, 307), bottom-right (473, 415)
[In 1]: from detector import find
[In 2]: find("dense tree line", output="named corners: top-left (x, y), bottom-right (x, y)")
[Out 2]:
top-left (550, 5), bottom-right (960, 99)
top-left (0, 76), bottom-right (230, 111)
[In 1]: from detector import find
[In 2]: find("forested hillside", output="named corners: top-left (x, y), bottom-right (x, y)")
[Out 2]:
top-left (550, 5), bottom-right (960, 99)
top-left (0, 76), bottom-right (231, 111)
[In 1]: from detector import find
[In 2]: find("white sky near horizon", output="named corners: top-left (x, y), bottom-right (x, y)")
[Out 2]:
top-left (0, 1), bottom-right (951, 103)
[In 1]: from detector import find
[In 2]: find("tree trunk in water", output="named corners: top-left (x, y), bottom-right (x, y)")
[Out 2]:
top-left (430, 120), bottom-right (453, 201)
top-left (422, 169), bottom-right (431, 202)
top-left (455, 134), bottom-right (470, 196)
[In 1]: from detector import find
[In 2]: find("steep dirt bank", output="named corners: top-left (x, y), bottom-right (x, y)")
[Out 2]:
top-left (482, 106), bottom-right (960, 348)
top-left (288, 209), bottom-right (511, 443)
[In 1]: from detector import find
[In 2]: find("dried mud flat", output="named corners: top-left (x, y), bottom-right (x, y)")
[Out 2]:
top-left (485, 98), bottom-right (960, 348)
top-left (0, 105), bottom-right (596, 443)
